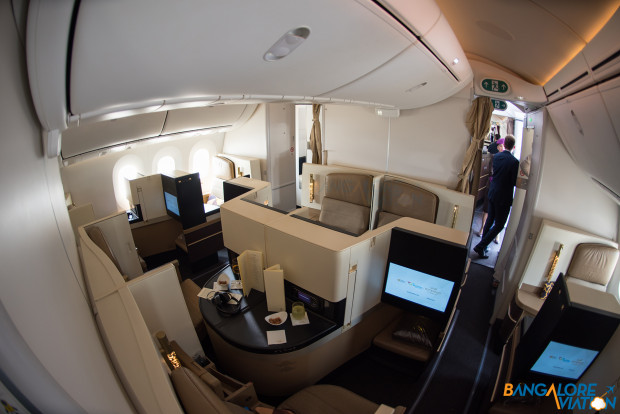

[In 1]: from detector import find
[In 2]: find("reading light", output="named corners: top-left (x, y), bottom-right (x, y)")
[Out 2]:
top-left (264, 27), bottom-right (310, 61)
top-left (452, 58), bottom-right (459, 65)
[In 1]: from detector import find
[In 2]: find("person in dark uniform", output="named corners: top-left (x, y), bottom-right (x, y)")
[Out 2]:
top-left (477, 138), bottom-right (504, 238)
top-left (474, 135), bottom-right (519, 259)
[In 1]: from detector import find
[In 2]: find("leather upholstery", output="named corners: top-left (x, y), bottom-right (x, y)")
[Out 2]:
top-left (278, 385), bottom-right (380, 414)
top-left (566, 243), bottom-right (619, 286)
top-left (213, 156), bottom-right (235, 180)
top-left (319, 198), bottom-right (371, 235)
top-left (319, 173), bottom-right (373, 235)
top-left (211, 156), bottom-right (235, 200)
top-left (377, 180), bottom-right (438, 227)
top-left (170, 367), bottom-right (247, 414)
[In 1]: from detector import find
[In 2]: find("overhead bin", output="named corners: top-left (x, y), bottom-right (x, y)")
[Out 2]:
top-left (547, 75), bottom-right (620, 202)
top-left (61, 112), bottom-right (167, 158)
top-left (61, 104), bottom-right (258, 159)
top-left (544, 9), bottom-right (620, 102)
top-left (161, 105), bottom-right (256, 136)
top-left (27, 0), bottom-right (472, 133)
top-left (326, 14), bottom-right (471, 108)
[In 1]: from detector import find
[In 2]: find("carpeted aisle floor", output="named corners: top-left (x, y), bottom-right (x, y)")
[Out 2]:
top-left (316, 263), bottom-right (501, 414)
top-left (408, 263), bottom-right (500, 414)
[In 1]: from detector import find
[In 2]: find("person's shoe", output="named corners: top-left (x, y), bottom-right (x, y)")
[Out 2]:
top-left (473, 245), bottom-right (489, 259)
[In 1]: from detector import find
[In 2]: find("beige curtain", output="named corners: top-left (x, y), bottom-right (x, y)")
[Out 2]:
top-left (309, 104), bottom-right (322, 164)
top-left (455, 96), bottom-right (493, 194)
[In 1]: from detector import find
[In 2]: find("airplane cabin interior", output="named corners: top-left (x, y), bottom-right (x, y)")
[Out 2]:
top-left (1, 1), bottom-right (620, 414)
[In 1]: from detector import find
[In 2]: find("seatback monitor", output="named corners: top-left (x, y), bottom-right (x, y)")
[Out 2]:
top-left (384, 263), bottom-right (455, 313)
top-left (381, 228), bottom-right (468, 325)
top-left (164, 191), bottom-right (180, 217)
top-left (513, 274), bottom-right (619, 384)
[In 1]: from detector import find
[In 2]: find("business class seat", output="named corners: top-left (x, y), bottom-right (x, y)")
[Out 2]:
top-left (207, 155), bottom-right (236, 204)
top-left (169, 337), bottom-right (407, 414)
top-left (376, 180), bottom-right (438, 227)
top-left (564, 243), bottom-right (619, 291)
top-left (318, 173), bottom-right (374, 236)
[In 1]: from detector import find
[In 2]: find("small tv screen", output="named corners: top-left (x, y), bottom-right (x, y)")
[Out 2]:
top-left (381, 228), bottom-right (467, 324)
top-left (530, 341), bottom-right (599, 380)
top-left (164, 191), bottom-right (180, 216)
top-left (384, 263), bottom-right (455, 313)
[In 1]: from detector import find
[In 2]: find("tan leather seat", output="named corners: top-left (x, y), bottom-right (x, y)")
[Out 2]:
top-left (318, 173), bottom-right (373, 236)
top-left (376, 180), bottom-right (438, 227)
top-left (171, 367), bottom-right (407, 414)
top-left (170, 340), bottom-right (407, 414)
top-left (565, 243), bottom-right (619, 290)
top-left (210, 156), bottom-right (236, 201)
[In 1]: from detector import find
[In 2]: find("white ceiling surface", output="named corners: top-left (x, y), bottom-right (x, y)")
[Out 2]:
top-left (435, 0), bottom-right (619, 86)
top-left (70, 0), bottom-right (470, 117)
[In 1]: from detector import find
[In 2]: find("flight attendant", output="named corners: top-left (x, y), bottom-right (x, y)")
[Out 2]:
top-left (473, 135), bottom-right (519, 259)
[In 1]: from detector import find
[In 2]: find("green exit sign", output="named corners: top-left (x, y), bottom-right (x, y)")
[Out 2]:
top-left (492, 99), bottom-right (507, 110)
top-left (482, 78), bottom-right (509, 94)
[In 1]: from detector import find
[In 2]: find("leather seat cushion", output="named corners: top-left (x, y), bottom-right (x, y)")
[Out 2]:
top-left (319, 198), bottom-right (370, 235)
top-left (278, 385), bottom-right (379, 414)
top-left (381, 181), bottom-right (438, 223)
top-left (566, 243), bottom-right (619, 286)
top-left (324, 173), bottom-right (373, 207)
top-left (376, 211), bottom-right (401, 227)
top-left (214, 156), bottom-right (235, 180)
top-left (170, 367), bottom-right (247, 414)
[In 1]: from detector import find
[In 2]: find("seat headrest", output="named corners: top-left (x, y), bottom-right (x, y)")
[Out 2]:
top-left (381, 180), bottom-right (438, 223)
top-left (566, 243), bottom-right (619, 286)
top-left (324, 173), bottom-right (373, 207)
top-left (213, 156), bottom-right (235, 180)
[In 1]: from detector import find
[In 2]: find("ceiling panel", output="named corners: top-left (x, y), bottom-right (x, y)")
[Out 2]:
top-left (70, 0), bottom-right (412, 116)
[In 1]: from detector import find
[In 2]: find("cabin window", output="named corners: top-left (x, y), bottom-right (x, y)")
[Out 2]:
top-left (156, 155), bottom-right (176, 175)
top-left (112, 155), bottom-right (143, 211)
top-left (189, 144), bottom-right (216, 194)
top-left (192, 149), bottom-right (210, 179)
top-left (152, 147), bottom-right (183, 176)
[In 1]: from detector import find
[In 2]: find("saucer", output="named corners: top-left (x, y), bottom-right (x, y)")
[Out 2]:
top-left (265, 311), bottom-right (287, 326)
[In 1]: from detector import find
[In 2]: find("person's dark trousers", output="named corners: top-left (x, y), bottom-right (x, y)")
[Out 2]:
top-left (478, 198), bottom-right (511, 251)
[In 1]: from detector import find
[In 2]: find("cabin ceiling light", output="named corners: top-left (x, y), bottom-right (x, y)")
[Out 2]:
top-left (452, 58), bottom-right (459, 65)
top-left (264, 27), bottom-right (310, 62)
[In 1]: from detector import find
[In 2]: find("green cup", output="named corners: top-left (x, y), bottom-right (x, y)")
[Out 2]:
top-left (291, 302), bottom-right (305, 320)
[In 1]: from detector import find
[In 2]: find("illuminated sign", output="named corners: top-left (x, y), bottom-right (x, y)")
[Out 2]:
top-left (482, 78), bottom-right (509, 94)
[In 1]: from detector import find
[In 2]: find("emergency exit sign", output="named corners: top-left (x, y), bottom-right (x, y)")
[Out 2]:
top-left (492, 99), bottom-right (507, 110)
top-left (482, 78), bottom-right (509, 94)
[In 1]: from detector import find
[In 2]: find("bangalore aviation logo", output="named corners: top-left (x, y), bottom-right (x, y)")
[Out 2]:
top-left (504, 383), bottom-right (617, 411)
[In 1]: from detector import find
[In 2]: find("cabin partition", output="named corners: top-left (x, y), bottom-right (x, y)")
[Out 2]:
top-left (218, 173), bottom-right (471, 393)
top-left (77, 213), bottom-right (206, 413)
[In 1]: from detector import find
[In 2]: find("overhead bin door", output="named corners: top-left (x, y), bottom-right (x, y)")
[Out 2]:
top-left (69, 0), bottom-right (412, 116)
top-left (547, 77), bottom-right (620, 199)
